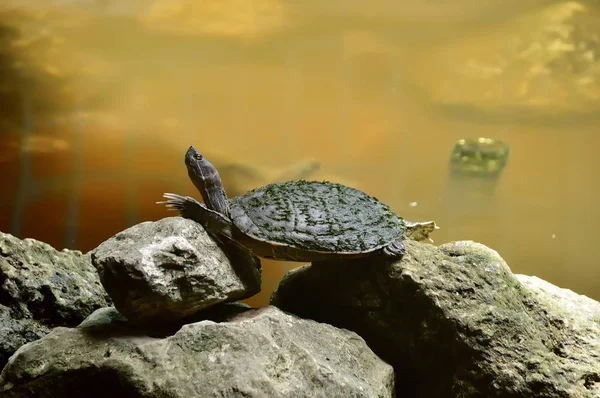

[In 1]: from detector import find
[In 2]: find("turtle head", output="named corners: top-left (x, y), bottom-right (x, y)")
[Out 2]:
top-left (185, 146), bottom-right (213, 181)
top-left (184, 146), bottom-right (230, 216)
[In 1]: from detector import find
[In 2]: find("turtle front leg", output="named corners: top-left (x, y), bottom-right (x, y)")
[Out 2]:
top-left (158, 193), bottom-right (234, 240)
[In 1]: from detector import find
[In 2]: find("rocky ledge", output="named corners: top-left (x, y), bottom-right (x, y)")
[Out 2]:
top-left (0, 216), bottom-right (599, 397)
top-left (272, 240), bottom-right (600, 397)
top-left (0, 232), bottom-right (111, 370)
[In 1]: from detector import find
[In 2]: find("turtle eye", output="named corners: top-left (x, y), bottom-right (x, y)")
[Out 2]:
top-left (195, 153), bottom-right (203, 160)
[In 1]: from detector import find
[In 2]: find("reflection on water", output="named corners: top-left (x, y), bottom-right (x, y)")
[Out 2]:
top-left (0, 0), bottom-right (598, 306)
top-left (443, 138), bottom-right (511, 266)
top-left (408, 1), bottom-right (600, 124)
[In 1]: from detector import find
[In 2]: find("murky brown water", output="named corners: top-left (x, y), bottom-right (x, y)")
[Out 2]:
top-left (1, 0), bottom-right (598, 306)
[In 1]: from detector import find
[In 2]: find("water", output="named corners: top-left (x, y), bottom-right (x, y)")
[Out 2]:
top-left (0, 0), bottom-right (598, 306)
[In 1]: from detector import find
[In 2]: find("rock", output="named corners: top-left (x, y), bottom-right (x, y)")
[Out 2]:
top-left (91, 217), bottom-right (261, 326)
top-left (0, 305), bottom-right (394, 398)
top-left (0, 232), bottom-right (111, 371)
top-left (271, 240), bottom-right (600, 397)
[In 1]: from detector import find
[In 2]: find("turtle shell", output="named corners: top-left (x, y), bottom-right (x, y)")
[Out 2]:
top-left (229, 180), bottom-right (406, 254)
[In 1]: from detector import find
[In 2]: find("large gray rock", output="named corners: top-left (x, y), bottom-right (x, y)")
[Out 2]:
top-left (91, 217), bottom-right (261, 326)
top-left (0, 232), bottom-right (111, 371)
top-left (271, 240), bottom-right (600, 397)
top-left (0, 305), bottom-right (394, 398)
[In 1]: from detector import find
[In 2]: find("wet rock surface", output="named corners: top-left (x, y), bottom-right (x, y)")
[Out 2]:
top-left (272, 240), bottom-right (600, 397)
top-left (3, 217), bottom-right (600, 397)
top-left (0, 305), bottom-right (394, 398)
top-left (0, 232), bottom-right (110, 370)
top-left (91, 217), bottom-right (262, 326)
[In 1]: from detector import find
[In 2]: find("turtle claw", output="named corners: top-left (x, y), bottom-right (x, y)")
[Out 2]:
top-left (158, 193), bottom-right (195, 210)
top-left (157, 193), bottom-right (202, 214)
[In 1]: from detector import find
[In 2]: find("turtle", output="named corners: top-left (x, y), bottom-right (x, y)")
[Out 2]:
top-left (158, 146), bottom-right (437, 262)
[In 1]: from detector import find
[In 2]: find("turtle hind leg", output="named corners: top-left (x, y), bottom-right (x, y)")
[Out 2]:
top-left (158, 193), bottom-right (234, 239)
top-left (381, 240), bottom-right (405, 258)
